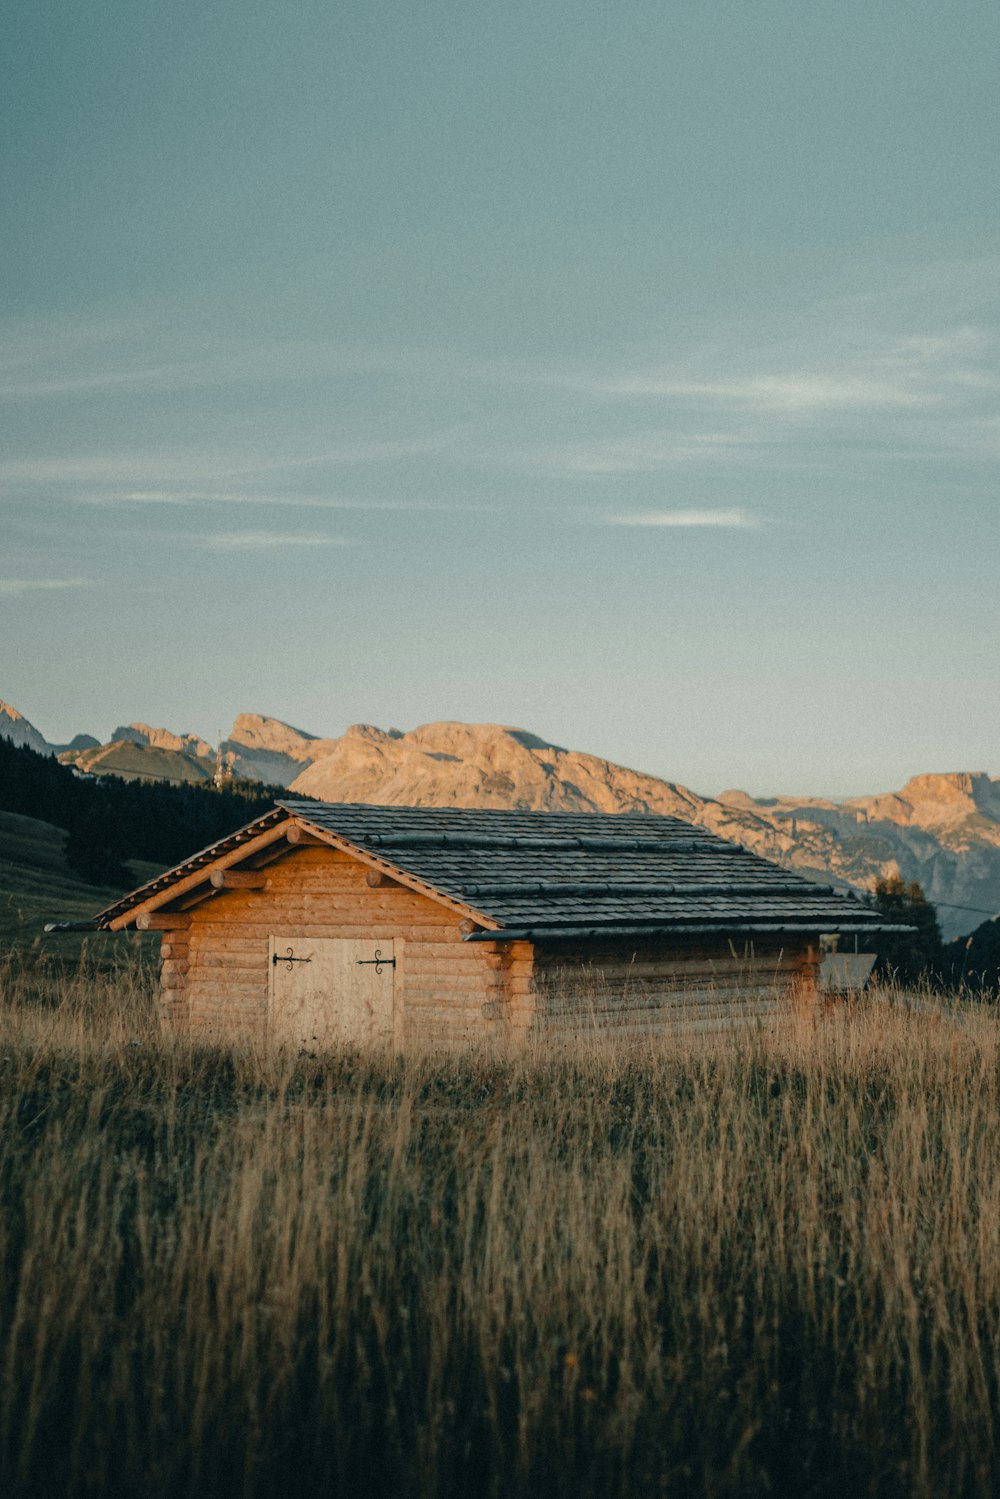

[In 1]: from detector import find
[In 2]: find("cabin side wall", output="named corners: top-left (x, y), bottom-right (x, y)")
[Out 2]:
top-left (156, 845), bottom-right (530, 1046)
top-left (532, 937), bottom-right (818, 1036)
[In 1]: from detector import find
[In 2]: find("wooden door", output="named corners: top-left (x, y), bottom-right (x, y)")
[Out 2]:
top-left (268, 936), bottom-right (395, 1049)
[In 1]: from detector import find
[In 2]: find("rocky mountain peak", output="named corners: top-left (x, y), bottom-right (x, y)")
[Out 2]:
top-left (0, 700), bottom-right (53, 756)
top-left (856, 772), bottom-right (1000, 830)
top-left (111, 723), bottom-right (213, 759)
top-left (228, 713), bottom-right (317, 754)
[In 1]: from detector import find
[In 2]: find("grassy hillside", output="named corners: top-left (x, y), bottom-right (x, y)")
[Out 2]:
top-left (59, 739), bottom-right (216, 784)
top-left (0, 808), bottom-right (164, 951)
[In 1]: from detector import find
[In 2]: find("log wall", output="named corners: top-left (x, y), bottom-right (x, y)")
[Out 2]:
top-left (158, 845), bottom-right (522, 1046)
top-left (532, 938), bottom-right (818, 1037)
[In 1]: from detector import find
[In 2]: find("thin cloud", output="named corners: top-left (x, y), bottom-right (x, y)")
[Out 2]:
top-left (0, 434), bottom-right (458, 489)
top-left (201, 531), bottom-right (351, 552)
top-left (562, 432), bottom-right (761, 475)
top-left (81, 489), bottom-right (442, 511)
top-left (604, 374), bottom-right (932, 412)
top-left (0, 577), bottom-right (92, 597)
top-left (607, 509), bottom-right (760, 529)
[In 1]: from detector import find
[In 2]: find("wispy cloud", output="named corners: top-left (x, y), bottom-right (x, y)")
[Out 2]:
top-left (607, 509), bottom-right (760, 529)
top-left (557, 432), bottom-right (764, 475)
top-left (604, 373), bottom-right (934, 412)
top-left (80, 489), bottom-right (441, 511)
top-left (0, 433), bottom-right (457, 490)
top-left (0, 577), bottom-right (92, 597)
top-left (200, 531), bottom-right (350, 551)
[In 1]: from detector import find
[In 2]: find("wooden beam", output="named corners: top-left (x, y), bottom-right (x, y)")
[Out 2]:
top-left (285, 826), bottom-right (327, 846)
top-left (209, 870), bottom-right (268, 890)
top-left (109, 819), bottom-right (295, 932)
top-left (137, 912), bottom-right (192, 931)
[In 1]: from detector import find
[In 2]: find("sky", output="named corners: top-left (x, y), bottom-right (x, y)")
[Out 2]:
top-left (1, 0), bottom-right (997, 798)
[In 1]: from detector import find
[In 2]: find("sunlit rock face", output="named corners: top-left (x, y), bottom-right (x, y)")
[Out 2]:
top-left (0, 699), bottom-right (53, 756)
top-left (717, 775), bottom-right (1000, 939)
top-left (218, 713), bottom-right (342, 788)
top-left (111, 723), bottom-right (213, 759)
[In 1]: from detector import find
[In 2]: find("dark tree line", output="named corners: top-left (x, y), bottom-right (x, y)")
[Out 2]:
top-left (867, 876), bottom-right (1000, 994)
top-left (0, 737), bottom-right (285, 888)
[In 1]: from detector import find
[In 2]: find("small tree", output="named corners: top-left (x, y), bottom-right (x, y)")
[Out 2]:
top-left (942, 917), bottom-right (1000, 996)
top-left (870, 876), bottom-right (943, 985)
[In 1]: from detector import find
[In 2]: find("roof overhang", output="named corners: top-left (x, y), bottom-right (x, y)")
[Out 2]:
top-left (91, 805), bottom-right (501, 933)
top-left (464, 920), bottom-right (916, 943)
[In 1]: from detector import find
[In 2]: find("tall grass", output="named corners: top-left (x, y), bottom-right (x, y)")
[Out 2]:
top-left (1, 958), bottom-right (999, 1497)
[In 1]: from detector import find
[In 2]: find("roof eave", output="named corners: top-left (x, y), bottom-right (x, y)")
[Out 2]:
top-left (90, 804), bottom-right (502, 934)
top-left (465, 920), bottom-right (916, 943)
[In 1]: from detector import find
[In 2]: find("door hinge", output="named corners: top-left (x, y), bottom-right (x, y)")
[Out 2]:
top-left (272, 947), bottom-right (312, 971)
top-left (356, 948), bottom-right (395, 975)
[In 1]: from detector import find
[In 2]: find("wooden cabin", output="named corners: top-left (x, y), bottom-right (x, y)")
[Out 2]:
top-left (77, 800), bottom-right (898, 1047)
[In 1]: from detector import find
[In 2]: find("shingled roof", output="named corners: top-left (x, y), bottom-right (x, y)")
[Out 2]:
top-left (88, 799), bottom-right (904, 941)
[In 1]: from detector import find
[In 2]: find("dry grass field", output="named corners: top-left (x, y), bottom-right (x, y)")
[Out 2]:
top-left (1, 953), bottom-right (999, 1498)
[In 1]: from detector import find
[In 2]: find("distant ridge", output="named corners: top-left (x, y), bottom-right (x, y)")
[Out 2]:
top-left (0, 699), bottom-right (52, 757)
top-left (3, 697), bottom-right (998, 937)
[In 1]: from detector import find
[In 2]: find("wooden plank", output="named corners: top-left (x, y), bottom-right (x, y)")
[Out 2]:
top-left (210, 870), bottom-right (269, 890)
top-left (138, 912), bottom-right (192, 931)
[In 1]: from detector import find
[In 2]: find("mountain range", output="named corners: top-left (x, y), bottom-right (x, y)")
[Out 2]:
top-left (3, 698), bottom-right (998, 939)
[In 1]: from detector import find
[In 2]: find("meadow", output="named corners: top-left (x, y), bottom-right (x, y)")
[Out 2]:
top-left (1, 953), bottom-right (999, 1498)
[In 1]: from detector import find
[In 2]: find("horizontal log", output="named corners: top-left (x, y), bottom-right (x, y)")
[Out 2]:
top-left (187, 921), bottom-right (456, 940)
top-left (403, 956), bottom-right (495, 975)
top-left (186, 951), bottom-right (335, 969)
top-left (534, 960), bottom-right (801, 980)
top-left (285, 826), bottom-right (329, 846)
top-left (138, 912), bottom-right (191, 931)
top-left (405, 992), bottom-right (487, 1006)
top-left (210, 870), bottom-right (269, 890)
top-left (191, 898), bottom-right (454, 921)
top-left (404, 1019), bottom-right (482, 1032)
top-left (190, 981), bottom-right (262, 996)
top-left (540, 1000), bottom-right (783, 1026)
top-left (160, 959), bottom-right (189, 977)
